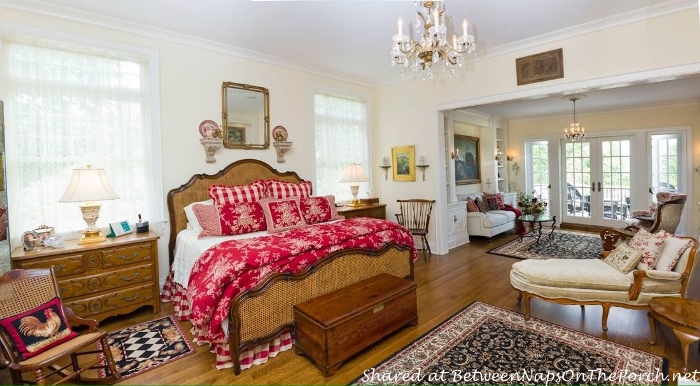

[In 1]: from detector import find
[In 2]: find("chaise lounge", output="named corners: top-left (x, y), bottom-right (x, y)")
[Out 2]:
top-left (510, 231), bottom-right (698, 332)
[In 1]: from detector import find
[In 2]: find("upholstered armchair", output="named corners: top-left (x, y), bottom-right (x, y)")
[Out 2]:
top-left (600, 192), bottom-right (686, 252)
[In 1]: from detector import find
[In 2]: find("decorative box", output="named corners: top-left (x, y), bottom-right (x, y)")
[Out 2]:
top-left (360, 198), bottom-right (379, 205)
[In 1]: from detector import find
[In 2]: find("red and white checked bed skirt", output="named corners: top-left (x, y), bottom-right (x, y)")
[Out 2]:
top-left (160, 271), bottom-right (293, 370)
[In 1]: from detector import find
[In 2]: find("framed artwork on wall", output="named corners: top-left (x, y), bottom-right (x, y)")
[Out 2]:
top-left (224, 125), bottom-right (246, 147)
top-left (391, 146), bottom-right (415, 182)
top-left (516, 48), bottom-right (564, 86)
top-left (454, 135), bottom-right (480, 185)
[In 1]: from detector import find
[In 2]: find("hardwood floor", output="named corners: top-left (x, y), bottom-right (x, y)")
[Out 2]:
top-left (2, 232), bottom-right (698, 384)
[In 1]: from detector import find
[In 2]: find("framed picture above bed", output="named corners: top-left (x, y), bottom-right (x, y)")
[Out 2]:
top-left (453, 135), bottom-right (480, 185)
top-left (391, 146), bottom-right (415, 182)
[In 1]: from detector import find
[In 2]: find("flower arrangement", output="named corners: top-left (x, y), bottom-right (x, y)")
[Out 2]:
top-left (517, 191), bottom-right (547, 215)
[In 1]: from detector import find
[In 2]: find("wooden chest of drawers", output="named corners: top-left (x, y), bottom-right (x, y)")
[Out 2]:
top-left (337, 204), bottom-right (386, 220)
top-left (294, 273), bottom-right (417, 376)
top-left (11, 231), bottom-right (160, 322)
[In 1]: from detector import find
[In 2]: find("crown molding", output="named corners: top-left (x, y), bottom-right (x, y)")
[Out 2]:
top-left (1, 0), bottom-right (695, 88)
top-left (0, 0), bottom-right (377, 88)
top-left (380, 0), bottom-right (698, 86)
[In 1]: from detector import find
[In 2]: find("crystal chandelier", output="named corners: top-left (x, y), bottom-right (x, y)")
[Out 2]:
top-left (391, 1), bottom-right (475, 80)
top-left (564, 95), bottom-right (587, 142)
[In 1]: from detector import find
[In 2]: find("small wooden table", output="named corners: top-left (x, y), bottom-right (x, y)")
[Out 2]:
top-left (648, 297), bottom-right (700, 372)
top-left (337, 204), bottom-right (386, 220)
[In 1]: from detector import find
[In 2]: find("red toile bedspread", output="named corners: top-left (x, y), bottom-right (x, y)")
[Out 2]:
top-left (187, 217), bottom-right (417, 345)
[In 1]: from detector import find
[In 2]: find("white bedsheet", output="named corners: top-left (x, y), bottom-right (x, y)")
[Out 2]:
top-left (172, 229), bottom-right (268, 288)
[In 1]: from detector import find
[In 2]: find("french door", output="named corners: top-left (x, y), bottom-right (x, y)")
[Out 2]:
top-left (561, 136), bottom-right (634, 228)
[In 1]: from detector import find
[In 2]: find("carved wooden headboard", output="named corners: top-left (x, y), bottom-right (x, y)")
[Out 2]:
top-left (166, 159), bottom-right (305, 264)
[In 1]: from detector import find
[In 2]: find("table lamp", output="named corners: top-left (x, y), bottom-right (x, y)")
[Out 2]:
top-left (59, 165), bottom-right (120, 244)
top-left (339, 163), bottom-right (369, 207)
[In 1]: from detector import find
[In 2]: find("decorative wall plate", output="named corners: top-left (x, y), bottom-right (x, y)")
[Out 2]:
top-left (199, 120), bottom-right (220, 138)
top-left (272, 125), bottom-right (288, 142)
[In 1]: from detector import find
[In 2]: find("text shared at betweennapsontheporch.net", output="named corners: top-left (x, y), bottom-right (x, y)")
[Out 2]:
top-left (359, 368), bottom-right (700, 385)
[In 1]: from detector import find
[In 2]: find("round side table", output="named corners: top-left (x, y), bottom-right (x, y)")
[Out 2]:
top-left (648, 297), bottom-right (700, 373)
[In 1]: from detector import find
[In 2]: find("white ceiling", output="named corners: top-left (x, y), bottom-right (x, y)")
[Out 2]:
top-left (4, 0), bottom-right (700, 118)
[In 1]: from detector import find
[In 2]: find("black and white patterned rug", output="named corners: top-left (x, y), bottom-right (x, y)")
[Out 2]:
top-left (352, 302), bottom-right (667, 385)
top-left (487, 230), bottom-right (603, 260)
top-left (101, 315), bottom-right (194, 380)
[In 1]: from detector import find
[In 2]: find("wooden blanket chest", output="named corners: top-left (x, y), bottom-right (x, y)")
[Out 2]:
top-left (293, 273), bottom-right (417, 376)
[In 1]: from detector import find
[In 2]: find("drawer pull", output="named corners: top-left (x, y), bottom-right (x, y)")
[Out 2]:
top-left (121, 293), bottom-right (141, 302)
top-left (54, 264), bottom-right (66, 273)
top-left (119, 252), bottom-right (139, 261)
top-left (373, 304), bottom-right (384, 313)
top-left (120, 273), bottom-right (140, 282)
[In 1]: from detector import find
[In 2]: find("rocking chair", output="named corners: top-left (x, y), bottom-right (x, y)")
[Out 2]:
top-left (0, 267), bottom-right (119, 385)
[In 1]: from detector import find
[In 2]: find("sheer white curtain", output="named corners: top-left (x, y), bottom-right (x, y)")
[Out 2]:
top-left (1, 34), bottom-right (160, 241)
top-left (313, 89), bottom-right (370, 201)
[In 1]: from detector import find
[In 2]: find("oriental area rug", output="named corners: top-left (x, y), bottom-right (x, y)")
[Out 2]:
top-left (487, 230), bottom-right (603, 260)
top-left (352, 302), bottom-right (667, 385)
top-left (99, 315), bottom-right (194, 380)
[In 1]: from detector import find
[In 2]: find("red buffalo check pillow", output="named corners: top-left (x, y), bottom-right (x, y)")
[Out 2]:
top-left (193, 202), bottom-right (266, 238)
top-left (0, 297), bottom-right (77, 360)
top-left (207, 180), bottom-right (267, 205)
top-left (265, 180), bottom-right (312, 199)
top-left (259, 197), bottom-right (307, 233)
top-left (300, 195), bottom-right (344, 224)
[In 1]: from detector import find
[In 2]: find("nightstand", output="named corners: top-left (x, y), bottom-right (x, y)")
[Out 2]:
top-left (11, 231), bottom-right (160, 322)
top-left (337, 204), bottom-right (386, 220)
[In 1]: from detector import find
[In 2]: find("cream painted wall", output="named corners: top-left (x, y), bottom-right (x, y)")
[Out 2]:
top-left (0, 7), bottom-right (375, 283)
top-left (508, 103), bottom-right (700, 234)
top-left (375, 9), bottom-right (700, 254)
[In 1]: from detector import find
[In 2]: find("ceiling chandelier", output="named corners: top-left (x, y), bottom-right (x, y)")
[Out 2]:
top-left (391, 1), bottom-right (475, 80)
top-left (564, 94), bottom-right (587, 142)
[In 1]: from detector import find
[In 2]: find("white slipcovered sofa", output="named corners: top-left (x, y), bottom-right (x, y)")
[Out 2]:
top-left (460, 193), bottom-right (516, 241)
top-left (510, 231), bottom-right (698, 332)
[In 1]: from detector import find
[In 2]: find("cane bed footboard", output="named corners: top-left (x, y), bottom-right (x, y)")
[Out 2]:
top-left (229, 244), bottom-right (413, 374)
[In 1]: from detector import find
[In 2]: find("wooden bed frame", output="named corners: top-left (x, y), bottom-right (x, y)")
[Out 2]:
top-left (166, 159), bottom-right (415, 374)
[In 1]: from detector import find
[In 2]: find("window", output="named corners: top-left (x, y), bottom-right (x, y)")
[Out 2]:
top-left (313, 89), bottom-right (370, 201)
top-left (526, 140), bottom-right (550, 203)
top-left (651, 134), bottom-right (680, 193)
top-left (1, 34), bottom-right (162, 238)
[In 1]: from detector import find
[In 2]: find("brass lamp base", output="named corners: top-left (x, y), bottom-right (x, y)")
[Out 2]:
top-left (345, 200), bottom-right (364, 207)
top-left (78, 229), bottom-right (107, 244)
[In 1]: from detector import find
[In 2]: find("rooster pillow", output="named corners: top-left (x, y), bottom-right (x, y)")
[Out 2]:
top-left (0, 297), bottom-right (77, 360)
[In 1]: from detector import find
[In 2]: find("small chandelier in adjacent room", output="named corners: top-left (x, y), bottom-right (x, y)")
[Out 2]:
top-left (564, 94), bottom-right (587, 142)
top-left (391, 1), bottom-right (476, 80)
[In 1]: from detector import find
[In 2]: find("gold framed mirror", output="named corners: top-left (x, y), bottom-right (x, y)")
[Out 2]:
top-left (221, 82), bottom-right (270, 149)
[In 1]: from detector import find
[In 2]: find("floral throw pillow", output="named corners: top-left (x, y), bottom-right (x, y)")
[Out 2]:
top-left (259, 197), bottom-right (307, 233)
top-left (485, 197), bottom-right (500, 211)
top-left (300, 196), bottom-right (344, 225)
top-left (654, 236), bottom-right (693, 271)
top-left (192, 202), bottom-right (266, 238)
top-left (629, 229), bottom-right (669, 270)
top-left (0, 297), bottom-right (78, 360)
top-left (483, 193), bottom-right (505, 209)
top-left (603, 244), bottom-right (643, 273)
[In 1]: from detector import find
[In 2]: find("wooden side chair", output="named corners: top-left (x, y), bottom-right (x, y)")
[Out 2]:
top-left (396, 199), bottom-right (435, 262)
top-left (0, 267), bottom-right (119, 385)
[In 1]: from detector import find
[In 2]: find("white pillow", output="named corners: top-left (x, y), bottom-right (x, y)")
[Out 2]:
top-left (184, 199), bottom-right (213, 232)
top-left (655, 237), bottom-right (693, 271)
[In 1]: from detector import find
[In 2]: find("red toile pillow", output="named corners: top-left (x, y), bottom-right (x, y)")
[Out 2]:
top-left (0, 297), bottom-right (78, 360)
top-left (259, 197), bottom-right (307, 233)
top-left (300, 195), bottom-right (344, 225)
top-left (192, 202), bottom-right (266, 238)
top-left (207, 180), bottom-right (267, 206)
top-left (265, 180), bottom-right (313, 199)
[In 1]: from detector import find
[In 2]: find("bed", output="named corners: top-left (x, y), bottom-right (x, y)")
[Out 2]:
top-left (161, 159), bottom-right (416, 374)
